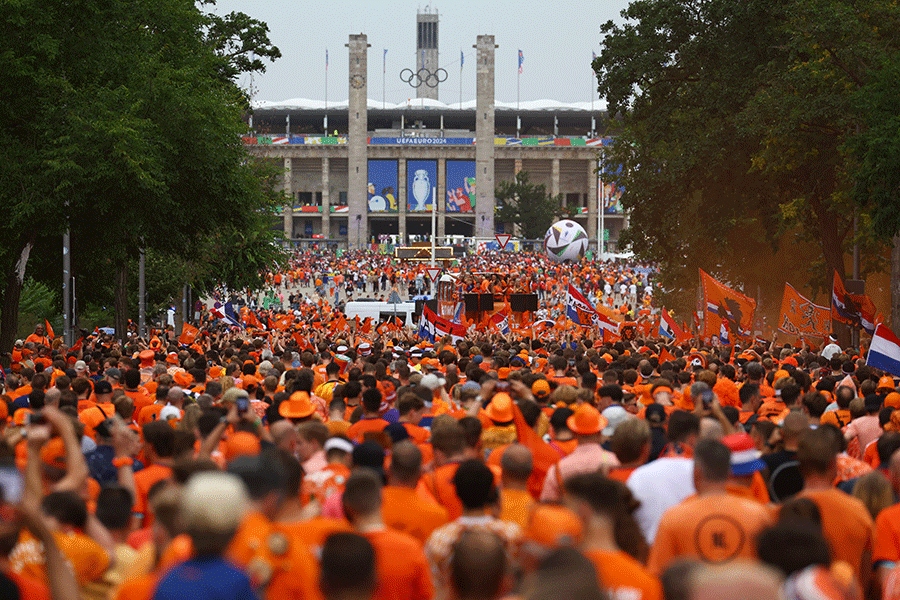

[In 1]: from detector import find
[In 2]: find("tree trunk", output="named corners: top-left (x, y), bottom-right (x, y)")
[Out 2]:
top-left (810, 196), bottom-right (851, 345)
top-left (114, 260), bottom-right (129, 344)
top-left (893, 235), bottom-right (900, 334)
top-left (0, 238), bottom-right (35, 352)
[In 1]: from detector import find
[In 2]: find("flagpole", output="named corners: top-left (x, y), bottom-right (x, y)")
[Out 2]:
top-left (383, 48), bottom-right (387, 109)
top-left (459, 49), bottom-right (463, 109)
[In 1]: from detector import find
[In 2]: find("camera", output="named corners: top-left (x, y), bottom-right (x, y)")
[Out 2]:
top-left (496, 381), bottom-right (510, 392)
top-left (700, 389), bottom-right (714, 409)
top-left (236, 397), bottom-right (249, 414)
top-left (26, 411), bottom-right (47, 426)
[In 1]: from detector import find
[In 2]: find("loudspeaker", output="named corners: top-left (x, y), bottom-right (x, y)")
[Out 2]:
top-left (510, 294), bottom-right (538, 312)
top-left (414, 299), bottom-right (439, 318)
top-left (464, 294), bottom-right (494, 312)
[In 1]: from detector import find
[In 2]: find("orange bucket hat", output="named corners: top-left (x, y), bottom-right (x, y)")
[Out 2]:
top-left (484, 392), bottom-right (514, 423)
top-left (566, 403), bottom-right (608, 436)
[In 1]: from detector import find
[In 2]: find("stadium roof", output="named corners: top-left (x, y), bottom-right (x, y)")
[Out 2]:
top-left (252, 97), bottom-right (607, 112)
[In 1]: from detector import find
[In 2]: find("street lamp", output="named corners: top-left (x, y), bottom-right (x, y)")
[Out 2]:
top-left (355, 214), bottom-right (362, 249)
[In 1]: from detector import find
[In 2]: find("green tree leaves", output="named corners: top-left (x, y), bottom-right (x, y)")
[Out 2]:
top-left (495, 172), bottom-right (573, 240)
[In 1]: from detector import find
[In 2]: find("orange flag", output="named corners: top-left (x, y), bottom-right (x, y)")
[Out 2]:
top-left (178, 323), bottom-right (199, 346)
top-left (699, 269), bottom-right (756, 341)
top-left (779, 283), bottom-right (830, 338)
top-left (273, 315), bottom-right (293, 331)
top-left (659, 347), bottom-right (676, 364)
top-left (44, 319), bottom-right (55, 340)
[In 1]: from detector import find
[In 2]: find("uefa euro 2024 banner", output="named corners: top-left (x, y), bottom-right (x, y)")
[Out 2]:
top-left (367, 160), bottom-right (399, 213)
top-left (446, 161), bottom-right (476, 213)
top-left (407, 160), bottom-right (437, 212)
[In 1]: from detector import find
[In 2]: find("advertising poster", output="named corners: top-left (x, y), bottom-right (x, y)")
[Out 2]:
top-left (445, 160), bottom-right (476, 213)
top-left (367, 160), bottom-right (399, 212)
top-left (407, 160), bottom-right (437, 212)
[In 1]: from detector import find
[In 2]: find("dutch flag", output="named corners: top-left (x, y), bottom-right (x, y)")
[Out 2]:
top-left (868, 324), bottom-right (900, 378)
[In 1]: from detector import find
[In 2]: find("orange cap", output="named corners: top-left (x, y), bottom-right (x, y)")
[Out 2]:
top-left (497, 367), bottom-right (510, 381)
top-left (40, 437), bottom-right (67, 469)
top-left (524, 504), bottom-right (583, 548)
top-left (223, 431), bottom-right (261, 462)
top-left (484, 392), bottom-right (514, 423)
top-left (139, 350), bottom-right (155, 367)
top-left (566, 403), bottom-right (608, 436)
top-left (532, 379), bottom-right (551, 399)
top-left (773, 369), bottom-right (790, 382)
top-left (279, 391), bottom-right (316, 419)
top-left (173, 370), bottom-right (192, 388)
top-left (877, 376), bottom-right (896, 393)
top-left (241, 375), bottom-right (258, 389)
top-left (885, 392), bottom-right (900, 410)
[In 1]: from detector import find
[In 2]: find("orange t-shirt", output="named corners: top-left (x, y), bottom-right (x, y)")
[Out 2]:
top-left (4, 569), bottom-right (51, 600)
top-left (874, 503), bottom-right (900, 565)
top-left (364, 528), bottom-right (433, 600)
top-left (799, 488), bottom-right (874, 583)
top-left (228, 511), bottom-right (321, 600)
top-left (586, 548), bottom-right (662, 600)
top-left (133, 464), bottom-right (172, 527)
top-left (382, 486), bottom-right (449, 545)
top-left (401, 423), bottom-right (430, 444)
top-left (347, 418), bottom-right (389, 443)
top-left (11, 529), bottom-right (110, 586)
top-left (79, 402), bottom-right (116, 439)
top-left (820, 409), bottom-right (853, 429)
top-left (499, 488), bottom-right (535, 529)
top-left (124, 388), bottom-right (154, 413)
top-left (278, 517), bottom-right (352, 555)
top-left (647, 492), bottom-right (773, 575)
top-left (418, 463), bottom-right (463, 520)
top-left (113, 573), bottom-right (158, 600)
top-left (137, 403), bottom-right (164, 427)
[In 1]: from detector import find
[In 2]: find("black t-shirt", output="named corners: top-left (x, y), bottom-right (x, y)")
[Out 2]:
top-left (763, 449), bottom-right (803, 502)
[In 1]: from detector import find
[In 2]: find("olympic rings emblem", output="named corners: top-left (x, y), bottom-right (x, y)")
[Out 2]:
top-left (400, 67), bottom-right (448, 89)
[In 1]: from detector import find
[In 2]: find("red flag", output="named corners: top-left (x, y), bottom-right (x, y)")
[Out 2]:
top-left (178, 323), bottom-right (199, 346)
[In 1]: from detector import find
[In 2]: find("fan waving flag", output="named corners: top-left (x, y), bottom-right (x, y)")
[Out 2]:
top-left (44, 319), bottom-right (55, 340)
top-left (490, 310), bottom-right (511, 335)
top-left (867, 324), bottom-right (900, 378)
top-left (178, 323), bottom-right (199, 346)
top-left (418, 306), bottom-right (467, 343)
top-left (699, 269), bottom-right (756, 341)
top-left (779, 283), bottom-right (830, 338)
top-left (566, 284), bottom-right (618, 335)
top-left (659, 308), bottom-right (690, 344)
top-left (518, 49), bottom-right (524, 74)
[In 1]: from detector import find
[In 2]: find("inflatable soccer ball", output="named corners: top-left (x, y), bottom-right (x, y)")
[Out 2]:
top-left (543, 220), bottom-right (589, 262)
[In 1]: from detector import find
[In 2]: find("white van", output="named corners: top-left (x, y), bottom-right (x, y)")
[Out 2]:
top-left (343, 300), bottom-right (418, 328)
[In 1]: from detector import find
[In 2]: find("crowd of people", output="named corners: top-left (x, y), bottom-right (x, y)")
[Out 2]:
top-left (0, 250), bottom-right (897, 600)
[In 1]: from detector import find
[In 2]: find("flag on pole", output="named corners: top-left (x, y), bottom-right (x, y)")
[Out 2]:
top-left (460, 49), bottom-right (464, 69)
top-left (383, 48), bottom-right (387, 73)
top-left (44, 319), bottom-right (55, 340)
top-left (868, 324), bottom-right (900, 377)
top-left (490, 310), bottom-right (511, 335)
top-left (832, 271), bottom-right (877, 335)
top-left (518, 49), bottom-right (524, 74)
top-left (659, 308), bottom-right (689, 343)
top-left (779, 283), bottom-right (830, 338)
top-left (325, 48), bottom-right (329, 70)
top-left (566, 284), bottom-right (618, 335)
top-left (418, 306), bottom-right (467, 343)
top-left (699, 269), bottom-right (756, 341)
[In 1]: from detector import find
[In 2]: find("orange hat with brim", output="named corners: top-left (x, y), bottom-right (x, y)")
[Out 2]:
top-left (223, 431), bottom-right (261, 462)
top-left (524, 504), bottom-right (583, 548)
top-left (139, 350), bottom-right (155, 367)
top-left (166, 352), bottom-right (179, 365)
top-left (279, 391), bottom-right (316, 419)
top-left (484, 392), bottom-right (514, 423)
top-left (877, 376), bottom-right (896, 393)
top-left (567, 403), bottom-right (608, 435)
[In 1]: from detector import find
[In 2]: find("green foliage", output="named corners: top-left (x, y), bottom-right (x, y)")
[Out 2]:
top-left (11, 279), bottom-right (59, 339)
top-left (594, 0), bottom-right (900, 315)
top-left (496, 172), bottom-right (573, 240)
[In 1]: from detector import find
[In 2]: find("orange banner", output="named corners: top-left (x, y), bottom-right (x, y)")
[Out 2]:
top-left (779, 283), bottom-right (830, 338)
top-left (178, 323), bottom-right (199, 346)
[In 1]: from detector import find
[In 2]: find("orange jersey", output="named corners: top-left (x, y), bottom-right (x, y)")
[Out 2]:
top-left (364, 528), bottom-right (433, 600)
top-left (499, 488), bottom-right (535, 529)
top-left (799, 488), bottom-right (874, 583)
top-left (586, 549), bottom-right (662, 600)
top-left (648, 493), bottom-right (773, 575)
top-left (347, 418), bottom-right (389, 443)
top-left (382, 486), bottom-right (449, 545)
top-left (133, 464), bottom-right (172, 528)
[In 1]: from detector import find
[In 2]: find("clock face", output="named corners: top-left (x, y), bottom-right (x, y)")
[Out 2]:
top-left (350, 74), bottom-right (365, 89)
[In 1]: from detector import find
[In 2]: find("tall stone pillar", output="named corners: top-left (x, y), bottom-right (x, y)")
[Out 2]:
top-left (475, 35), bottom-right (497, 239)
top-left (586, 158), bottom-right (598, 246)
top-left (321, 157), bottom-right (331, 239)
top-left (347, 34), bottom-right (370, 249)
top-left (551, 158), bottom-right (560, 199)
top-left (283, 157), bottom-right (293, 240)
top-left (437, 157), bottom-right (446, 241)
top-left (398, 158), bottom-right (407, 244)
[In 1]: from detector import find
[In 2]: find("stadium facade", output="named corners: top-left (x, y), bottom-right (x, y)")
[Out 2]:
top-left (243, 11), bottom-right (627, 251)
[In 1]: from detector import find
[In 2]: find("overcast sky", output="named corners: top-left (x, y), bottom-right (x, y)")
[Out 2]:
top-left (213, 0), bottom-right (632, 105)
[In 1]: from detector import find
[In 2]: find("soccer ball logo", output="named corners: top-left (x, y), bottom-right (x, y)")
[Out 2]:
top-left (543, 219), bottom-right (588, 262)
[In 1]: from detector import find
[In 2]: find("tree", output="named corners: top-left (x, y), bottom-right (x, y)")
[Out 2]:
top-left (0, 0), bottom-right (285, 349)
top-left (594, 0), bottom-right (898, 320)
top-left (495, 172), bottom-right (573, 240)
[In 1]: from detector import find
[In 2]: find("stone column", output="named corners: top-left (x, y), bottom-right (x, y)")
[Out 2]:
top-left (586, 158), bottom-right (598, 245)
top-left (283, 157), bottom-right (293, 240)
top-left (398, 158), bottom-right (407, 244)
top-left (347, 34), bottom-right (370, 249)
top-left (551, 158), bottom-right (560, 199)
top-left (321, 157), bottom-right (331, 239)
top-left (475, 35), bottom-right (497, 239)
top-left (437, 157), bottom-right (446, 240)
top-left (514, 159), bottom-right (523, 176)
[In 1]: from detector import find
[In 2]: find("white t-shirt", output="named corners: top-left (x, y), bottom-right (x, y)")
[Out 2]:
top-left (626, 457), bottom-right (695, 543)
